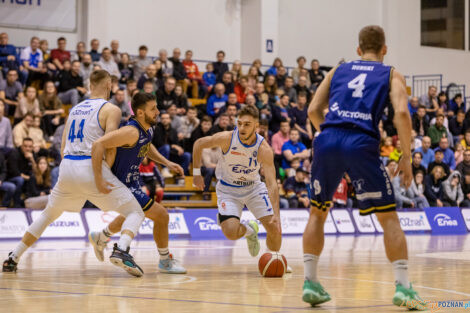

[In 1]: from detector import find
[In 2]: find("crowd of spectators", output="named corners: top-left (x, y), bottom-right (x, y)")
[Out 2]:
top-left (0, 32), bottom-right (468, 209)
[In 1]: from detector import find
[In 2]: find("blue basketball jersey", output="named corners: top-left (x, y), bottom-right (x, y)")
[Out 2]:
top-left (321, 60), bottom-right (392, 139)
top-left (112, 118), bottom-right (153, 186)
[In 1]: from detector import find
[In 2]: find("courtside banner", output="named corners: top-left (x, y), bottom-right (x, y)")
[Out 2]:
top-left (461, 209), bottom-right (470, 231)
top-left (331, 209), bottom-right (355, 233)
top-left (241, 211), bottom-right (267, 234)
top-left (184, 209), bottom-right (225, 239)
top-left (324, 211), bottom-right (337, 234)
top-left (31, 211), bottom-right (85, 238)
top-left (397, 211), bottom-right (431, 232)
top-left (84, 210), bottom-right (120, 238)
top-left (0, 210), bottom-right (29, 238)
top-left (352, 209), bottom-right (376, 233)
top-left (424, 207), bottom-right (467, 235)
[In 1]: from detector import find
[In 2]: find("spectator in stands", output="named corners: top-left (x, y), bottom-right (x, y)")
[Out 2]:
top-left (213, 50), bottom-right (229, 82)
top-left (15, 86), bottom-right (40, 124)
top-left (247, 66), bottom-right (260, 86)
top-left (380, 136), bottom-right (394, 159)
top-left (272, 120), bottom-right (290, 175)
top-left (264, 74), bottom-right (278, 104)
top-left (437, 91), bottom-right (449, 113)
top-left (153, 112), bottom-right (190, 177)
top-left (39, 39), bottom-right (56, 74)
top-left (6, 137), bottom-right (36, 207)
top-left (211, 113), bottom-right (233, 134)
top-left (169, 48), bottom-right (187, 92)
top-left (449, 93), bottom-right (465, 116)
top-left (156, 77), bottom-right (177, 112)
top-left (435, 137), bottom-right (456, 170)
top-left (385, 159), bottom-right (398, 179)
top-left (332, 176), bottom-right (349, 208)
top-left (282, 129), bottom-right (309, 170)
top-left (110, 40), bottom-right (121, 63)
top-left (98, 47), bottom-right (120, 78)
top-left (393, 171), bottom-right (415, 209)
top-left (0, 32), bottom-right (21, 78)
top-left (142, 80), bottom-right (156, 95)
top-left (289, 92), bottom-right (312, 146)
top-left (57, 60), bottom-right (86, 107)
top-left (20, 36), bottom-right (47, 86)
top-left (265, 57), bottom-right (282, 77)
top-left (79, 53), bottom-right (93, 85)
top-left (139, 157), bottom-right (164, 203)
top-left (419, 85), bottom-right (438, 117)
top-left (291, 56), bottom-right (307, 84)
top-left (455, 142), bottom-right (464, 166)
top-left (412, 106), bottom-right (429, 138)
top-left (408, 96), bottom-right (419, 115)
top-left (50, 37), bottom-right (70, 71)
top-left (281, 76), bottom-right (297, 105)
top-left (89, 38), bottom-right (101, 62)
top-left (133, 45), bottom-right (151, 81)
top-left (39, 81), bottom-right (64, 137)
top-left (201, 147), bottom-right (221, 200)
top-left (389, 139), bottom-right (403, 162)
top-left (137, 64), bottom-right (159, 91)
top-left (224, 102), bottom-right (238, 128)
top-left (29, 116), bottom-right (48, 156)
top-left (71, 41), bottom-right (86, 62)
top-left (449, 110), bottom-right (465, 144)
top-left (270, 94), bottom-right (291, 133)
top-left (442, 171), bottom-right (463, 207)
top-left (411, 129), bottom-right (422, 151)
top-left (252, 59), bottom-right (265, 81)
top-left (0, 150), bottom-right (16, 208)
top-left (0, 69), bottom-right (24, 116)
top-left (406, 170), bottom-right (430, 209)
top-left (26, 156), bottom-right (51, 198)
top-left (221, 71), bottom-right (234, 94)
top-left (294, 75), bottom-right (313, 103)
top-left (234, 76), bottom-right (252, 104)
top-left (412, 151), bottom-right (426, 175)
top-left (427, 113), bottom-right (448, 148)
top-left (118, 53), bottom-right (134, 86)
top-left (461, 129), bottom-right (470, 149)
top-left (178, 106), bottom-right (199, 140)
top-left (258, 119), bottom-right (270, 143)
top-left (174, 84), bottom-right (189, 114)
top-left (461, 174), bottom-right (470, 207)
top-left (12, 113), bottom-right (34, 148)
top-left (186, 115), bottom-right (212, 153)
top-left (308, 59), bottom-right (325, 91)
top-left (231, 60), bottom-right (243, 81)
top-left (206, 83), bottom-right (227, 117)
top-left (428, 149), bottom-right (450, 179)
top-left (415, 136), bottom-right (434, 168)
top-left (424, 165), bottom-right (445, 207)
top-left (457, 149), bottom-right (470, 177)
top-left (202, 62), bottom-right (216, 95)
top-left (283, 168), bottom-right (309, 208)
top-left (182, 50), bottom-right (201, 99)
top-left (275, 66), bottom-right (287, 88)
top-left (110, 89), bottom-right (131, 122)
top-left (124, 79), bottom-right (137, 104)
top-left (0, 100), bottom-right (13, 154)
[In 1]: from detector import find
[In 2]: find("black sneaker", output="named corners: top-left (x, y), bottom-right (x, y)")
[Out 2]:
top-left (3, 252), bottom-right (18, 273)
top-left (109, 243), bottom-right (143, 277)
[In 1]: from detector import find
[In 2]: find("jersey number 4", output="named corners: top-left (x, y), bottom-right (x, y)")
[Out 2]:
top-left (68, 119), bottom-right (85, 142)
top-left (347, 73), bottom-right (367, 98)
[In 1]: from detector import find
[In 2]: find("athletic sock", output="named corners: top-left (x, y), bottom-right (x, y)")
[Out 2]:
top-left (11, 242), bottom-right (28, 263)
top-left (392, 259), bottom-right (410, 288)
top-left (244, 223), bottom-right (255, 237)
top-left (117, 234), bottom-right (132, 251)
top-left (304, 253), bottom-right (319, 282)
top-left (100, 225), bottom-right (113, 242)
top-left (158, 247), bottom-right (170, 260)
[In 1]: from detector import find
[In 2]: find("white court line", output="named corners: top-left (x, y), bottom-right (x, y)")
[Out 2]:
top-left (0, 294), bottom-right (82, 301)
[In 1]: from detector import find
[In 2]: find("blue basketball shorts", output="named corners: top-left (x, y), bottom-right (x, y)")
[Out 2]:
top-left (127, 183), bottom-right (154, 212)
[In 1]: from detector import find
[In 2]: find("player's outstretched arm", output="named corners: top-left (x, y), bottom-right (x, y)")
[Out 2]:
top-left (308, 67), bottom-right (337, 131)
top-left (192, 131), bottom-right (232, 190)
top-left (390, 69), bottom-right (413, 188)
top-left (147, 144), bottom-right (184, 177)
top-left (91, 125), bottom-right (139, 194)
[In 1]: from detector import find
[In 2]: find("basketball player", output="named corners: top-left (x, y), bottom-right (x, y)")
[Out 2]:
top-left (2, 70), bottom-right (146, 277)
top-left (302, 25), bottom-right (426, 310)
top-left (193, 105), bottom-right (282, 259)
top-left (88, 92), bottom-right (186, 274)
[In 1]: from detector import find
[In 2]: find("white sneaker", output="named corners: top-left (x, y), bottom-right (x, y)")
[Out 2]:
top-left (88, 231), bottom-right (109, 262)
top-left (158, 254), bottom-right (187, 274)
top-left (161, 167), bottom-right (172, 178)
top-left (245, 221), bottom-right (260, 257)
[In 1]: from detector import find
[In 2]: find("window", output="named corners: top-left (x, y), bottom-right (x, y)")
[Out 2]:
top-left (421, 0), bottom-right (465, 50)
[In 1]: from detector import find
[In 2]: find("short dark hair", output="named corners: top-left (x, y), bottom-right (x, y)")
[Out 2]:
top-left (454, 93), bottom-right (463, 100)
top-left (296, 56), bottom-right (306, 63)
top-left (239, 105), bottom-right (259, 120)
top-left (187, 106), bottom-right (197, 112)
top-left (457, 110), bottom-right (465, 115)
top-left (226, 103), bottom-right (238, 110)
top-left (358, 25), bottom-right (385, 53)
top-left (139, 45), bottom-right (148, 51)
top-left (217, 50), bottom-right (225, 56)
top-left (201, 115), bottom-right (213, 123)
top-left (290, 128), bottom-right (300, 134)
top-left (102, 47), bottom-right (110, 53)
top-left (90, 70), bottom-right (111, 87)
top-left (131, 92), bottom-right (155, 114)
top-left (413, 151), bottom-right (423, 158)
top-left (259, 118), bottom-right (269, 126)
top-left (298, 91), bottom-right (307, 98)
top-left (57, 37), bottom-right (66, 42)
top-left (23, 137), bottom-right (33, 143)
top-left (280, 118), bottom-right (289, 125)
top-left (127, 79), bottom-right (136, 85)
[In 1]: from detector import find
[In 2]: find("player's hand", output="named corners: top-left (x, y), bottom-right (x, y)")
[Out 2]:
top-left (395, 156), bottom-right (412, 188)
top-left (96, 178), bottom-right (115, 194)
top-left (193, 175), bottom-right (205, 190)
top-left (269, 214), bottom-right (282, 234)
top-left (168, 162), bottom-right (184, 177)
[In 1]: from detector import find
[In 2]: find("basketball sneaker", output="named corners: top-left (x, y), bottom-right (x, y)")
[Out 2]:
top-left (88, 231), bottom-right (109, 262)
top-left (2, 253), bottom-right (17, 273)
top-left (302, 280), bottom-right (331, 306)
top-left (158, 254), bottom-right (187, 274)
top-left (392, 283), bottom-right (427, 310)
top-left (245, 221), bottom-right (260, 257)
top-left (109, 243), bottom-right (144, 277)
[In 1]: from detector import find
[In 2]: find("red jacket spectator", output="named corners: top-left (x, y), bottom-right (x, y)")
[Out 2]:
top-left (333, 178), bottom-right (348, 206)
top-left (182, 59), bottom-right (200, 80)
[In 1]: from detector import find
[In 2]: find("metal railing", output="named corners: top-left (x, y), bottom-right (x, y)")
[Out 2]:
top-left (412, 74), bottom-right (442, 97)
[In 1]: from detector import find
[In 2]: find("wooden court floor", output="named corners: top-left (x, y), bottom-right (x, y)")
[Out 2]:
top-left (1, 235), bottom-right (470, 313)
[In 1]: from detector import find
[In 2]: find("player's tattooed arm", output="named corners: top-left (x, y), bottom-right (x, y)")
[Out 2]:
top-left (308, 66), bottom-right (338, 131)
top-left (258, 141), bottom-right (280, 217)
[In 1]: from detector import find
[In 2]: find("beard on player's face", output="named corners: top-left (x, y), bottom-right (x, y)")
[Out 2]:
top-left (144, 112), bottom-right (157, 126)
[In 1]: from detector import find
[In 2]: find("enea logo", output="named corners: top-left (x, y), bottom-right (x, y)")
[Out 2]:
top-left (433, 214), bottom-right (458, 227)
top-left (194, 217), bottom-right (220, 231)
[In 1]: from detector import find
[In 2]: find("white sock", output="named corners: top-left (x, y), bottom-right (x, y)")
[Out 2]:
top-left (304, 253), bottom-right (319, 282)
top-left (244, 223), bottom-right (254, 237)
top-left (117, 234), bottom-right (132, 251)
top-left (392, 259), bottom-right (410, 288)
top-left (158, 247), bottom-right (170, 260)
top-left (11, 242), bottom-right (28, 263)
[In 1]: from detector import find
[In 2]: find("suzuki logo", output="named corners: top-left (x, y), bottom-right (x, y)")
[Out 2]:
top-left (434, 214), bottom-right (458, 227)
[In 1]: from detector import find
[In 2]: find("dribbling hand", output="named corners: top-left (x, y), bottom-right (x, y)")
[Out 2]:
top-left (193, 175), bottom-right (205, 190)
top-left (167, 162), bottom-right (184, 177)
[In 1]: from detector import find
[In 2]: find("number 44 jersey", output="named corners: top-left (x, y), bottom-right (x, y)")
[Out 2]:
top-left (63, 98), bottom-right (108, 157)
top-left (321, 60), bottom-right (392, 140)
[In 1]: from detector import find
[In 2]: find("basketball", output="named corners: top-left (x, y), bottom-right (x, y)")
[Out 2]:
top-left (258, 252), bottom-right (288, 277)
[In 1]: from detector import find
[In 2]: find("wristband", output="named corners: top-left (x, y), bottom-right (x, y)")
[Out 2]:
top-left (193, 168), bottom-right (201, 176)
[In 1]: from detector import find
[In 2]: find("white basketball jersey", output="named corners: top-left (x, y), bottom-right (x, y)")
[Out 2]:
top-left (215, 127), bottom-right (264, 187)
top-left (63, 98), bottom-right (108, 157)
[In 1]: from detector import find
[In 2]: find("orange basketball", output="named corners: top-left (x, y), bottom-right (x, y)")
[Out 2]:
top-left (258, 252), bottom-right (287, 277)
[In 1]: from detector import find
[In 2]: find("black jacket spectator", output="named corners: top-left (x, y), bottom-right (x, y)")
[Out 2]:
top-left (412, 113), bottom-right (430, 137)
top-left (427, 161), bottom-right (450, 179)
top-left (186, 124), bottom-right (212, 153)
top-left (156, 88), bottom-right (177, 112)
top-left (213, 61), bottom-right (229, 82)
top-left (424, 174), bottom-right (443, 206)
top-left (449, 115), bottom-right (465, 137)
top-left (412, 163), bottom-right (426, 176)
top-left (169, 57), bottom-right (187, 81)
top-left (7, 147), bottom-right (34, 179)
top-left (152, 122), bottom-right (179, 150)
top-left (57, 70), bottom-right (84, 93)
top-left (0, 151), bottom-right (7, 183)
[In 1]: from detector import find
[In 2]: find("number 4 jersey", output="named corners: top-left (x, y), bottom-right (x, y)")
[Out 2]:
top-left (321, 60), bottom-right (392, 139)
top-left (63, 98), bottom-right (108, 157)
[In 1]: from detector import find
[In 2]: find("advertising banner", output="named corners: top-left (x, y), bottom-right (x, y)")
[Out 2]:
top-left (31, 211), bottom-right (85, 238)
top-left (0, 210), bottom-right (29, 238)
top-left (352, 210), bottom-right (376, 233)
top-left (424, 207), bottom-right (467, 235)
top-left (461, 209), bottom-right (470, 231)
top-left (331, 209), bottom-right (355, 233)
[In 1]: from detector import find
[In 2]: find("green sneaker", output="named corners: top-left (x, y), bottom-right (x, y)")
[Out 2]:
top-left (302, 280), bottom-right (331, 306)
top-left (245, 221), bottom-right (260, 257)
top-left (393, 283), bottom-right (427, 310)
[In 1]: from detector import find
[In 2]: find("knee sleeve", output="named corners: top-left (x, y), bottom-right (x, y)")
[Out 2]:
top-left (27, 205), bottom-right (63, 238)
top-left (121, 210), bottom-right (145, 237)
